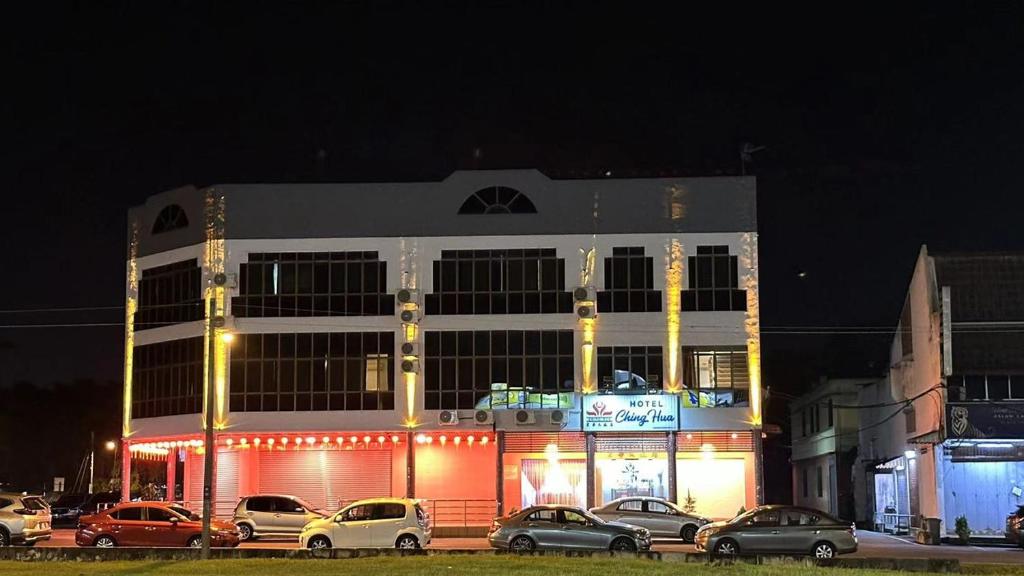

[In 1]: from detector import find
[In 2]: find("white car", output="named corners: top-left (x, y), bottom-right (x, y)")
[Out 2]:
top-left (299, 498), bottom-right (431, 549)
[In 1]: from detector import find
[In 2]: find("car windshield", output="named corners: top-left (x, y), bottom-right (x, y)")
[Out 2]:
top-left (730, 509), bottom-right (758, 523)
top-left (581, 509), bottom-right (606, 525)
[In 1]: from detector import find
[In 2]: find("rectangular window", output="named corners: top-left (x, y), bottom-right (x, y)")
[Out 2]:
top-left (131, 336), bottom-right (204, 418)
top-left (230, 331), bottom-right (394, 412)
top-left (681, 246), bottom-right (746, 312)
top-left (424, 330), bottom-right (574, 410)
top-left (596, 247), bottom-right (662, 313)
top-left (136, 259), bottom-right (203, 330)
top-left (233, 252), bottom-right (394, 318)
top-left (681, 347), bottom-right (749, 407)
top-left (597, 346), bottom-right (663, 393)
top-left (816, 466), bottom-right (823, 498)
top-left (424, 249), bottom-right (572, 315)
top-left (365, 354), bottom-right (388, 392)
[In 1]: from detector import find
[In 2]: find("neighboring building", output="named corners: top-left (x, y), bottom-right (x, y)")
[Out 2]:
top-left (789, 378), bottom-right (871, 520)
top-left (120, 169), bottom-right (763, 529)
top-left (858, 246), bottom-right (1024, 537)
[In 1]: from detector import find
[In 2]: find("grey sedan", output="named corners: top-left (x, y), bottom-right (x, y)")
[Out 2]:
top-left (695, 505), bottom-right (857, 558)
top-left (488, 505), bottom-right (652, 552)
top-left (590, 497), bottom-right (709, 542)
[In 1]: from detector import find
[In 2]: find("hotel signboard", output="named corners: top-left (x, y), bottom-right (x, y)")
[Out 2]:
top-left (582, 394), bottom-right (679, 432)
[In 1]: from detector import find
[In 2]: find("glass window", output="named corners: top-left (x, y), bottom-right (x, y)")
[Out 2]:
top-left (146, 507), bottom-right (180, 522)
top-left (274, 498), bottom-right (305, 513)
top-left (682, 348), bottom-right (750, 408)
top-left (341, 505), bottom-right (374, 522)
top-left (375, 503), bottom-right (407, 520)
top-left (525, 509), bottom-right (558, 522)
top-left (616, 500), bottom-right (643, 512)
top-left (365, 354), bottom-right (389, 392)
top-left (424, 329), bottom-right (574, 410)
top-left (136, 259), bottom-right (203, 330)
top-left (427, 249), bottom-right (572, 315)
top-left (987, 376), bottom-right (1010, 401)
top-left (562, 510), bottom-right (588, 525)
top-left (597, 346), bottom-right (663, 393)
top-left (246, 497), bottom-right (271, 512)
top-left (747, 510), bottom-right (780, 527)
top-left (132, 336), bottom-right (204, 419)
top-left (458, 187), bottom-right (538, 214)
top-left (233, 252), bottom-right (393, 318)
top-left (682, 246), bottom-right (746, 312)
top-left (965, 375), bottom-right (986, 399)
top-left (646, 501), bottom-right (672, 514)
top-left (113, 507), bottom-right (143, 521)
top-left (598, 247), bottom-right (662, 313)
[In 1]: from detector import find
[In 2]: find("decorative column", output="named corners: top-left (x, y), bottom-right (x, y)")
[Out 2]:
top-left (120, 439), bottom-right (131, 503)
top-left (166, 449), bottom-right (177, 501)
top-left (406, 430), bottom-right (415, 498)
top-left (495, 431), bottom-right (505, 517)
top-left (585, 432), bottom-right (596, 509)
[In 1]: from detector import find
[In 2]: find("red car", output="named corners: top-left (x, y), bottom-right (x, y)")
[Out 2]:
top-left (75, 502), bottom-right (240, 548)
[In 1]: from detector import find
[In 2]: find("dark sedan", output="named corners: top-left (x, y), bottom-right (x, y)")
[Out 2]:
top-left (695, 505), bottom-right (857, 558)
top-left (488, 505), bottom-right (651, 552)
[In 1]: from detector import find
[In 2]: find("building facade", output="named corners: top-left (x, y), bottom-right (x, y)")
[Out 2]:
top-left (120, 169), bottom-right (763, 528)
top-left (789, 378), bottom-right (869, 520)
top-left (857, 247), bottom-right (1024, 537)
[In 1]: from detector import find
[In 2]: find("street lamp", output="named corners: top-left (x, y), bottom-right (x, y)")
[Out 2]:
top-left (105, 440), bottom-right (117, 452)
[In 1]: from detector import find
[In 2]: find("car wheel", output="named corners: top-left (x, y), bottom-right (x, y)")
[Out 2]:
top-left (307, 535), bottom-right (332, 550)
top-left (509, 535), bottom-right (536, 552)
top-left (610, 537), bottom-right (637, 552)
top-left (236, 523), bottom-right (253, 541)
top-left (187, 535), bottom-right (203, 548)
top-left (94, 535), bottom-right (116, 548)
top-left (714, 539), bottom-right (739, 555)
top-left (813, 541), bottom-right (836, 559)
top-left (681, 525), bottom-right (697, 543)
top-left (395, 534), bottom-right (419, 549)
top-left (0, 528), bottom-right (9, 547)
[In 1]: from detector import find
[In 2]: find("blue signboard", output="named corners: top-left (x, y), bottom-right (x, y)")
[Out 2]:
top-left (582, 394), bottom-right (679, 432)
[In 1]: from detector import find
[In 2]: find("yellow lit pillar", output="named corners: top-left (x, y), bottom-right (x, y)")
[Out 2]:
top-left (741, 232), bottom-right (762, 427)
top-left (202, 190), bottom-right (229, 430)
top-left (123, 221), bottom-right (139, 438)
top-left (665, 239), bottom-right (683, 392)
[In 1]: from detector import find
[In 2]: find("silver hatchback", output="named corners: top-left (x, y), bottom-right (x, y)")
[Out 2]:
top-left (590, 497), bottom-right (709, 542)
top-left (232, 494), bottom-right (326, 541)
top-left (695, 505), bottom-right (857, 558)
top-left (488, 505), bottom-right (651, 552)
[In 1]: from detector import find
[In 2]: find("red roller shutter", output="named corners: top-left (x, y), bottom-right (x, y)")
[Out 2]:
top-left (258, 449), bottom-right (392, 511)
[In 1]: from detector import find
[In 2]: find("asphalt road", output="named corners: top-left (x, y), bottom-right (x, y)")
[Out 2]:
top-left (38, 529), bottom-right (1022, 563)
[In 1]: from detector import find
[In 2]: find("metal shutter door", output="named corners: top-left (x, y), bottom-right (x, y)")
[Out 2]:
top-left (259, 449), bottom-right (391, 511)
top-left (184, 448), bottom-right (239, 518)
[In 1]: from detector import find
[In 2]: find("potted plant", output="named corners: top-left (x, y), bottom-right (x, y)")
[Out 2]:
top-left (954, 515), bottom-right (970, 545)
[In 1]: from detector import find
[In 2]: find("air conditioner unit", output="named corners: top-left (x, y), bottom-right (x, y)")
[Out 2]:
top-left (474, 410), bottom-right (494, 425)
top-left (573, 286), bottom-right (596, 302)
top-left (515, 410), bottom-right (536, 425)
top-left (576, 304), bottom-right (597, 319)
top-left (549, 410), bottom-right (566, 425)
top-left (439, 410), bottom-right (459, 426)
top-left (399, 308), bottom-right (421, 323)
top-left (401, 359), bottom-right (420, 374)
top-left (400, 342), bottom-right (419, 357)
top-left (397, 289), bottom-right (420, 305)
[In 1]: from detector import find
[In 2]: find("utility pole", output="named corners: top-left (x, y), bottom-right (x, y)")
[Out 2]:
top-left (201, 297), bottom-right (218, 558)
top-left (88, 431), bottom-right (95, 494)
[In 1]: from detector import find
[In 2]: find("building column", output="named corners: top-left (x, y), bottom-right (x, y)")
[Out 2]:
top-left (667, 431), bottom-right (678, 503)
top-left (120, 439), bottom-right (131, 503)
top-left (495, 431), bottom-right (505, 517)
top-left (166, 449), bottom-right (177, 501)
top-left (585, 432), bottom-right (596, 509)
top-left (406, 430), bottom-right (415, 498)
top-left (753, 430), bottom-right (765, 505)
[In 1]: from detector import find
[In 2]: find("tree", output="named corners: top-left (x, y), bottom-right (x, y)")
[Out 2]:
top-left (682, 489), bottom-right (698, 513)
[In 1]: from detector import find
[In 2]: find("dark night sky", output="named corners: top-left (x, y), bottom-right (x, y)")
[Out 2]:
top-left (4, 2), bottom-right (1024, 403)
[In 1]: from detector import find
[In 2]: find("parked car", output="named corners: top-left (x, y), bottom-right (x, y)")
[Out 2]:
top-left (299, 498), bottom-right (431, 549)
top-left (695, 505), bottom-right (857, 558)
top-left (50, 492), bottom-right (121, 527)
top-left (0, 493), bottom-right (52, 546)
top-left (232, 494), bottom-right (327, 541)
top-left (1006, 505), bottom-right (1024, 547)
top-left (75, 502), bottom-right (240, 548)
top-left (590, 497), bottom-right (709, 542)
top-left (488, 504), bottom-right (651, 552)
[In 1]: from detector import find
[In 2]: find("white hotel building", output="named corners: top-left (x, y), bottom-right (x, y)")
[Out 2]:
top-left (121, 169), bottom-right (763, 531)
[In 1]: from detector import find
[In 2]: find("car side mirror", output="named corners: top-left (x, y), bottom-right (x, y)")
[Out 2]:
top-left (169, 517), bottom-right (179, 524)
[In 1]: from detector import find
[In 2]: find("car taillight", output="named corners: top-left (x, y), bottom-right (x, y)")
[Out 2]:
top-left (13, 509), bottom-right (37, 516)
top-left (848, 524), bottom-right (857, 536)
top-left (489, 520), bottom-right (500, 533)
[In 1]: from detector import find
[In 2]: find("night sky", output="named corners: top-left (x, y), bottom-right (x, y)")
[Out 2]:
top-left (4, 2), bottom-right (1024, 489)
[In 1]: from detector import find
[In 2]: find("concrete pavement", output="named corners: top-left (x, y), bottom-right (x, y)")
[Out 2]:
top-left (38, 528), bottom-right (1022, 563)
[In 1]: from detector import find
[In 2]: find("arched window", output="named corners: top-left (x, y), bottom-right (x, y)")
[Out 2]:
top-left (457, 186), bottom-right (537, 215)
top-left (152, 205), bottom-right (189, 234)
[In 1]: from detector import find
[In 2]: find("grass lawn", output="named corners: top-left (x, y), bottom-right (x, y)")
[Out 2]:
top-left (0, 558), bottom-right (1021, 576)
